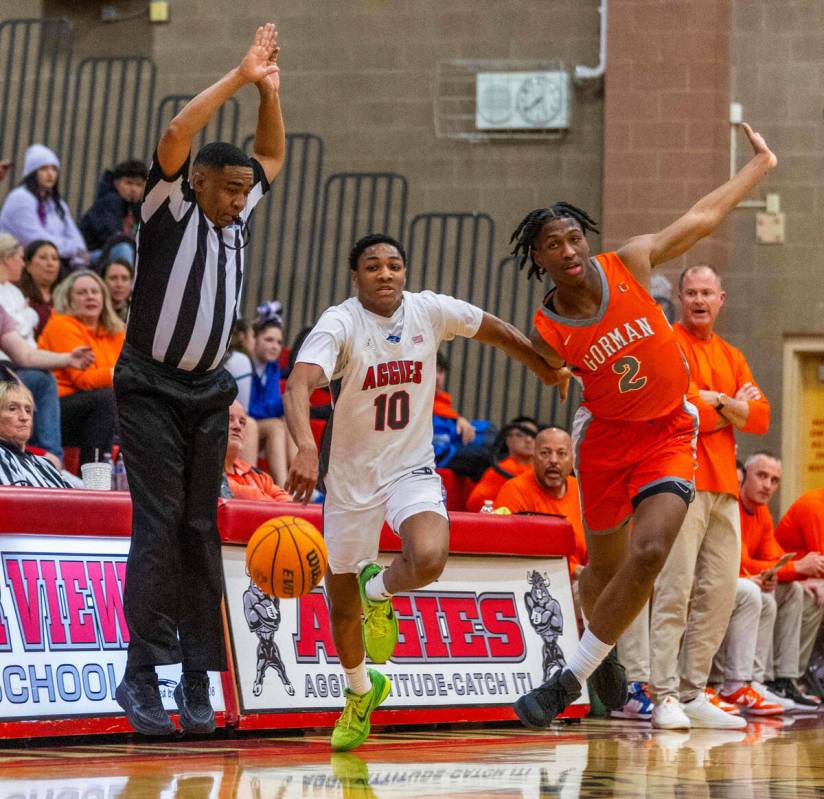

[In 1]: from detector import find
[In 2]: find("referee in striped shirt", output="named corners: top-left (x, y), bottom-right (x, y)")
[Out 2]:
top-left (114, 23), bottom-right (285, 736)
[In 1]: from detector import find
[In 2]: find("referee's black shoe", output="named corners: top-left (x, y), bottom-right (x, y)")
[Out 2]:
top-left (514, 669), bottom-right (582, 729)
top-left (174, 672), bottom-right (216, 734)
top-left (590, 647), bottom-right (629, 710)
top-left (116, 671), bottom-right (175, 736)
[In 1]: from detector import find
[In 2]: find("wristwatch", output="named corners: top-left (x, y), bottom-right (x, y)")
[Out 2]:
top-left (715, 393), bottom-right (727, 411)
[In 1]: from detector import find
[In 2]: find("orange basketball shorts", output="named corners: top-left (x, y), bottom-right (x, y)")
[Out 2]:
top-left (571, 399), bottom-right (698, 534)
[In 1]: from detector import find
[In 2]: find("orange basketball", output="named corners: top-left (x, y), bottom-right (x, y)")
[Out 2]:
top-left (246, 516), bottom-right (328, 599)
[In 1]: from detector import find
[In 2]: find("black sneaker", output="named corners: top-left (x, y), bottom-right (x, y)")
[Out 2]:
top-left (174, 672), bottom-right (216, 733)
top-left (767, 677), bottom-right (819, 708)
top-left (804, 666), bottom-right (824, 701)
top-left (514, 669), bottom-right (582, 730)
top-left (589, 648), bottom-right (629, 710)
top-left (116, 671), bottom-right (175, 736)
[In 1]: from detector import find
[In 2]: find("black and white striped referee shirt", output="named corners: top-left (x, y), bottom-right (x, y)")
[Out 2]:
top-left (0, 442), bottom-right (71, 488)
top-left (126, 152), bottom-right (270, 372)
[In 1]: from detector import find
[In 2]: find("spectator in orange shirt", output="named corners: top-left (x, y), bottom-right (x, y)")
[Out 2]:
top-left (466, 416), bottom-right (538, 512)
top-left (649, 264), bottom-right (770, 731)
top-left (713, 453), bottom-right (822, 712)
top-left (775, 486), bottom-right (824, 697)
top-left (495, 427), bottom-right (586, 579)
top-left (38, 270), bottom-right (124, 466)
top-left (224, 399), bottom-right (291, 502)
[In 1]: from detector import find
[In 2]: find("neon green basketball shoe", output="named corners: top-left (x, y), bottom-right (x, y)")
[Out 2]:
top-left (357, 562), bottom-right (399, 664)
top-left (331, 669), bottom-right (391, 752)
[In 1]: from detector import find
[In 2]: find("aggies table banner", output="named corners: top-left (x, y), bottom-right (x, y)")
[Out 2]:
top-left (224, 547), bottom-right (586, 718)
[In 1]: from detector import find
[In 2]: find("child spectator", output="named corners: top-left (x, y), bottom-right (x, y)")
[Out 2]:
top-left (38, 270), bottom-right (124, 466)
top-left (19, 239), bottom-right (61, 337)
top-left (101, 257), bottom-right (133, 322)
top-left (249, 306), bottom-right (295, 486)
top-left (0, 144), bottom-right (89, 269)
top-left (80, 159), bottom-right (147, 266)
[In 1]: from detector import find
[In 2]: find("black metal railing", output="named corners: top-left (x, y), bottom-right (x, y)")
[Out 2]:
top-left (0, 17), bottom-right (72, 194)
top-left (308, 172), bottom-right (408, 324)
top-left (155, 94), bottom-right (240, 154)
top-left (62, 56), bottom-right (156, 215)
top-left (240, 132), bottom-right (324, 340)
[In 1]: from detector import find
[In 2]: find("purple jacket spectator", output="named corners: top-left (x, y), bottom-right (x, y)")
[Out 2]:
top-left (0, 145), bottom-right (88, 265)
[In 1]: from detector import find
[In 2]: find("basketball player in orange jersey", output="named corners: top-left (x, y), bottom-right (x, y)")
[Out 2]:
top-left (511, 123), bottom-right (777, 729)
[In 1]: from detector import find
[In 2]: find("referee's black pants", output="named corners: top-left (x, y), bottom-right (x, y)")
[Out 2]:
top-left (114, 345), bottom-right (237, 672)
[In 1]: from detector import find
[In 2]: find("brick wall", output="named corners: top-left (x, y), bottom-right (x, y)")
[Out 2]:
top-left (602, 0), bottom-right (732, 288)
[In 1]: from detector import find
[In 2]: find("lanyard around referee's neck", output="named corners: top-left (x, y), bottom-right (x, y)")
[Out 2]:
top-left (213, 218), bottom-right (250, 251)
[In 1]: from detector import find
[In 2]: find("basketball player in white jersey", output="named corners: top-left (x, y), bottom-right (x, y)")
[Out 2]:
top-left (284, 233), bottom-right (570, 751)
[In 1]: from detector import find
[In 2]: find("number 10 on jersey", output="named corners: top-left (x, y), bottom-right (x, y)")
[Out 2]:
top-left (374, 390), bottom-right (411, 430)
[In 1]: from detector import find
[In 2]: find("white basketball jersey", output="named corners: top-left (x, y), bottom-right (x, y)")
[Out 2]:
top-left (296, 291), bottom-right (483, 509)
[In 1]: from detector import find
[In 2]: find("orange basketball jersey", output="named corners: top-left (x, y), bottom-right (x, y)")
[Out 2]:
top-left (533, 252), bottom-right (689, 421)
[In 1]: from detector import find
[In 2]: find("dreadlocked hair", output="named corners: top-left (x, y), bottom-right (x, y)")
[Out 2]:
top-left (509, 203), bottom-right (599, 280)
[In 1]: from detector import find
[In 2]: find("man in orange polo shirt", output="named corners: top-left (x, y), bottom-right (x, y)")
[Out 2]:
top-left (649, 264), bottom-right (769, 730)
top-left (495, 427), bottom-right (587, 579)
top-left (224, 399), bottom-right (292, 502)
top-left (776, 486), bottom-right (824, 696)
top-left (467, 416), bottom-right (538, 512)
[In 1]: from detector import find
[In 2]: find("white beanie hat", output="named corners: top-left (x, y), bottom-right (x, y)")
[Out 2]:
top-left (23, 144), bottom-right (60, 177)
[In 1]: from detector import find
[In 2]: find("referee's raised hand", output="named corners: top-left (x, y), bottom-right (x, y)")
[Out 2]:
top-left (238, 23), bottom-right (281, 89)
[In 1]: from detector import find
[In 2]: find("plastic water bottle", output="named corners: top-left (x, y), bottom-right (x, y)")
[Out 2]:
top-left (113, 453), bottom-right (128, 492)
top-left (480, 500), bottom-right (495, 513)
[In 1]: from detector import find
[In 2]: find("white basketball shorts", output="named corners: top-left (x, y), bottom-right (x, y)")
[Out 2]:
top-left (323, 467), bottom-right (449, 574)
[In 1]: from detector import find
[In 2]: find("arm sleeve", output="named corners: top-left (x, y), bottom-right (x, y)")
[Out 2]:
top-left (295, 309), bottom-right (351, 382)
top-left (775, 507), bottom-right (809, 558)
top-left (38, 318), bottom-right (115, 391)
top-left (420, 291), bottom-right (483, 341)
top-left (686, 380), bottom-right (722, 432)
top-left (748, 515), bottom-right (799, 582)
top-left (141, 150), bottom-right (191, 223)
top-left (240, 158), bottom-right (271, 220)
top-left (58, 202), bottom-right (88, 257)
top-left (735, 355), bottom-right (770, 434)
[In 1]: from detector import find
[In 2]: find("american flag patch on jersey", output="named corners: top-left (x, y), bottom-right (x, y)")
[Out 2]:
top-left (413, 334), bottom-right (424, 343)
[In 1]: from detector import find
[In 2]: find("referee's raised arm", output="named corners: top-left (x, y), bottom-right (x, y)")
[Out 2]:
top-left (157, 23), bottom-right (284, 180)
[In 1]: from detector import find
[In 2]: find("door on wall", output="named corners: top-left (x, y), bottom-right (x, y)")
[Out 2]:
top-left (782, 336), bottom-right (824, 511)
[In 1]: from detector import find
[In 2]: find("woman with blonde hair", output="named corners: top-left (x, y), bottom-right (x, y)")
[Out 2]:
top-left (0, 381), bottom-right (71, 487)
top-left (38, 269), bottom-right (124, 466)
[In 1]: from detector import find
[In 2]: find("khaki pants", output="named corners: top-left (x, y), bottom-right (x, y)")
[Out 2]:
top-left (649, 490), bottom-right (740, 703)
top-left (756, 582), bottom-right (803, 682)
top-left (799, 590), bottom-right (824, 674)
top-left (617, 600), bottom-right (650, 683)
top-left (711, 578), bottom-right (762, 683)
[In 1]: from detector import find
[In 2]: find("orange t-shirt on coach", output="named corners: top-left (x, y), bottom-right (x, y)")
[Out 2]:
top-left (533, 252), bottom-right (689, 422)
top-left (495, 472), bottom-right (587, 576)
top-left (466, 456), bottom-right (530, 513)
top-left (673, 322), bottom-right (769, 498)
top-left (775, 488), bottom-right (824, 559)
top-left (739, 498), bottom-right (798, 582)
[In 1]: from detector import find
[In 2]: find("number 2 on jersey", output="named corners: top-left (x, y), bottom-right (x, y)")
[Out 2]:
top-left (612, 355), bottom-right (647, 393)
top-left (374, 390), bottom-right (410, 430)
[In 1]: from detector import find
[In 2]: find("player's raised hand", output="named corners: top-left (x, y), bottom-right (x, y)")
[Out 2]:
top-left (285, 447), bottom-right (318, 505)
top-left (741, 122), bottom-right (777, 170)
top-left (238, 23), bottom-right (280, 89)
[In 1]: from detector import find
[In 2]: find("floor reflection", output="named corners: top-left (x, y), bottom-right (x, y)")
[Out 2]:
top-left (2, 717), bottom-right (824, 798)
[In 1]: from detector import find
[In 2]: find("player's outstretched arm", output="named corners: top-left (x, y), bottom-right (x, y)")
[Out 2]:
top-left (473, 313), bottom-right (572, 399)
top-left (283, 362), bottom-right (327, 504)
top-left (618, 123), bottom-right (777, 281)
top-left (156, 23), bottom-right (281, 177)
